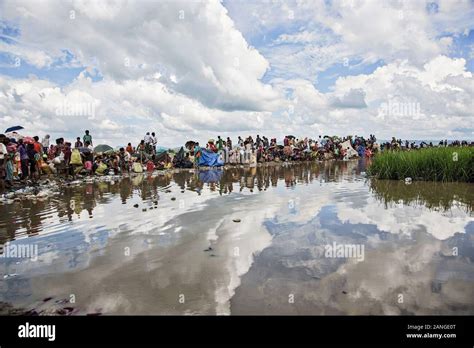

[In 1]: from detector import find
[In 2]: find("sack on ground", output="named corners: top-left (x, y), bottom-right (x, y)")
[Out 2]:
top-left (96, 163), bottom-right (108, 175)
top-left (70, 149), bottom-right (82, 165)
top-left (132, 162), bottom-right (143, 173)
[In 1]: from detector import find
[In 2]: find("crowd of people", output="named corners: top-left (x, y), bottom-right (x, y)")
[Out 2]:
top-left (0, 129), bottom-right (472, 190)
top-left (0, 130), bottom-right (172, 190)
top-left (381, 137), bottom-right (472, 150)
top-left (180, 134), bottom-right (379, 169)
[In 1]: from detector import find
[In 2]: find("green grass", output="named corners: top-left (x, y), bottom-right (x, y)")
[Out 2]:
top-left (367, 147), bottom-right (474, 182)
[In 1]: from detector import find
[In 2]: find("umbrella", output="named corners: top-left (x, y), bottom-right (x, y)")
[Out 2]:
top-left (286, 135), bottom-right (296, 139)
top-left (185, 141), bottom-right (196, 149)
top-left (77, 146), bottom-right (91, 154)
top-left (94, 144), bottom-right (113, 153)
top-left (23, 136), bottom-right (34, 144)
top-left (5, 125), bottom-right (24, 133)
top-left (5, 131), bottom-right (23, 141)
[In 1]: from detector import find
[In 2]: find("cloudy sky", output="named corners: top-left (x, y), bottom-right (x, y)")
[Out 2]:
top-left (0, 0), bottom-right (473, 147)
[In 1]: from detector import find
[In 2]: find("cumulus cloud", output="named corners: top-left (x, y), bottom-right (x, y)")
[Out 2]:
top-left (0, 0), bottom-right (473, 145)
top-left (0, 0), bottom-right (278, 111)
top-left (330, 89), bottom-right (367, 109)
top-left (231, 0), bottom-right (474, 68)
top-left (0, 72), bottom-right (277, 146)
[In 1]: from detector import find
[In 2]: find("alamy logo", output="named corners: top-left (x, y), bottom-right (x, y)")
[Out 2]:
top-left (18, 322), bottom-right (56, 341)
top-left (0, 242), bottom-right (38, 261)
top-left (379, 99), bottom-right (421, 117)
top-left (324, 242), bottom-right (365, 262)
top-left (55, 101), bottom-right (96, 117)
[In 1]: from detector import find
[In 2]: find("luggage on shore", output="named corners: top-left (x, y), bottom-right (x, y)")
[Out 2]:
top-left (198, 149), bottom-right (224, 167)
top-left (132, 162), bottom-right (143, 173)
top-left (70, 149), bottom-right (82, 165)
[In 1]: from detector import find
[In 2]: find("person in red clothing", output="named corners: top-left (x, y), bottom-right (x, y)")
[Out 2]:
top-left (146, 155), bottom-right (155, 172)
top-left (63, 142), bottom-right (72, 166)
top-left (33, 136), bottom-right (43, 175)
top-left (207, 140), bottom-right (217, 153)
top-left (48, 144), bottom-right (56, 160)
top-left (33, 136), bottom-right (43, 154)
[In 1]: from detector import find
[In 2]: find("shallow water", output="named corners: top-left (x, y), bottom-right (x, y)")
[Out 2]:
top-left (0, 160), bottom-right (473, 315)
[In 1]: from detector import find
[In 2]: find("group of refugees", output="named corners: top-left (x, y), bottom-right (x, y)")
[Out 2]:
top-left (1, 128), bottom-right (473, 189)
top-left (0, 130), bottom-right (172, 190)
top-left (180, 134), bottom-right (379, 168)
top-left (381, 137), bottom-right (473, 150)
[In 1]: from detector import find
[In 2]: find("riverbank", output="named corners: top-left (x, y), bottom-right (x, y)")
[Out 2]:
top-left (0, 160), bottom-right (327, 204)
top-left (367, 147), bottom-right (474, 182)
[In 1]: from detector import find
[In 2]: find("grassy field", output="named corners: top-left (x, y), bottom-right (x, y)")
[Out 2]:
top-left (367, 147), bottom-right (474, 182)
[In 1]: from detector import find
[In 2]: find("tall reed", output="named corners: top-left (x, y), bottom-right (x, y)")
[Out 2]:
top-left (367, 147), bottom-right (474, 182)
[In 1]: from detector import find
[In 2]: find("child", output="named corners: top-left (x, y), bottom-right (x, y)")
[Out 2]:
top-left (146, 155), bottom-right (155, 172)
top-left (84, 160), bottom-right (93, 175)
top-left (365, 148), bottom-right (373, 158)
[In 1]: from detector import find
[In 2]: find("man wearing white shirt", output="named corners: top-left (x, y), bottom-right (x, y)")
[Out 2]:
top-left (144, 132), bottom-right (152, 144)
top-left (144, 132), bottom-right (152, 154)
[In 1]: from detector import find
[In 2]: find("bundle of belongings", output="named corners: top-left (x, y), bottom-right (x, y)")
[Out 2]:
top-left (155, 149), bottom-right (171, 163)
top-left (198, 148), bottom-right (224, 167)
top-left (132, 161), bottom-right (143, 173)
top-left (340, 140), bottom-right (359, 159)
top-left (173, 147), bottom-right (193, 168)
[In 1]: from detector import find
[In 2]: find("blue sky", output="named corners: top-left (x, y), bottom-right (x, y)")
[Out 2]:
top-left (1, 24), bottom-right (471, 92)
top-left (0, 0), bottom-right (473, 146)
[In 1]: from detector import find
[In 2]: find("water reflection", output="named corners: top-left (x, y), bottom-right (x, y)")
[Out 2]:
top-left (370, 179), bottom-right (474, 213)
top-left (0, 160), bottom-right (472, 315)
top-left (232, 202), bottom-right (474, 314)
top-left (0, 161), bottom-right (366, 243)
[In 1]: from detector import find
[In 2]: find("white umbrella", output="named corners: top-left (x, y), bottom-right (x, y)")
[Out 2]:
top-left (5, 131), bottom-right (24, 141)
